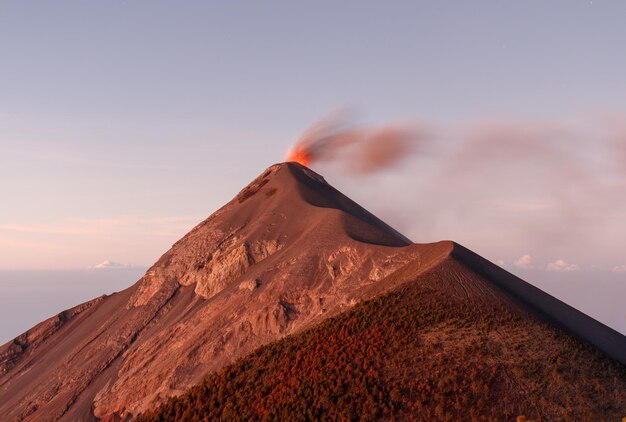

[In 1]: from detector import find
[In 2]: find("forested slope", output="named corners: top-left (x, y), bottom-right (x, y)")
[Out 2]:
top-left (139, 257), bottom-right (626, 421)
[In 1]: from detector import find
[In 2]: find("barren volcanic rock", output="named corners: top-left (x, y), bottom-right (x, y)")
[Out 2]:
top-left (1, 162), bottom-right (624, 421)
top-left (0, 163), bottom-right (448, 421)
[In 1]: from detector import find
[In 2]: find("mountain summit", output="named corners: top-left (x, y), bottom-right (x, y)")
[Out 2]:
top-left (1, 162), bottom-right (624, 421)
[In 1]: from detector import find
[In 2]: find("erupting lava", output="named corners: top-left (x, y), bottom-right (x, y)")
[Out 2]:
top-left (286, 145), bottom-right (310, 166)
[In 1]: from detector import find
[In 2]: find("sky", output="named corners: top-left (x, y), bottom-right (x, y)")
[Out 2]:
top-left (0, 1), bottom-right (625, 339)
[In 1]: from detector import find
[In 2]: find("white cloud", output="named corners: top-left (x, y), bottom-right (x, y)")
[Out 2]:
top-left (612, 265), bottom-right (626, 273)
top-left (496, 259), bottom-right (505, 266)
top-left (546, 259), bottom-right (580, 272)
top-left (514, 254), bottom-right (533, 269)
top-left (90, 260), bottom-right (130, 269)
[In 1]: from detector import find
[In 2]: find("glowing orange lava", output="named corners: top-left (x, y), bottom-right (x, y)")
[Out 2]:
top-left (286, 146), bottom-right (310, 166)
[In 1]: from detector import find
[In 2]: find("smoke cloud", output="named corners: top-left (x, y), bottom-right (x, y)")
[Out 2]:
top-left (291, 112), bottom-right (626, 271)
top-left (287, 112), bottom-right (427, 173)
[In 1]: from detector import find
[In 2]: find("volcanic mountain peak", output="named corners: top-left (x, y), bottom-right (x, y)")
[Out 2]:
top-left (0, 162), bottom-right (624, 421)
top-left (128, 162), bottom-right (416, 307)
top-left (0, 162), bottom-right (440, 421)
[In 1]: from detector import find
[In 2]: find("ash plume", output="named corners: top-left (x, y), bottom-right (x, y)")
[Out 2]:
top-left (291, 111), bottom-right (626, 270)
top-left (286, 112), bottom-right (428, 173)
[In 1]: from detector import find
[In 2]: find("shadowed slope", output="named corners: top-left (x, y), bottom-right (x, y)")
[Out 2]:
top-left (452, 244), bottom-right (626, 366)
top-left (285, 163), bottom-right (411, 246)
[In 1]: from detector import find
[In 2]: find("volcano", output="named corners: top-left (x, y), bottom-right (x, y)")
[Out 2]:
top-left (1, 162), bottom-right (624, 421)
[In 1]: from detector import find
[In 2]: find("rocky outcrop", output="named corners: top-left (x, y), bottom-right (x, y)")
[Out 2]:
top-left (193, 242), bottom-right (251, 298)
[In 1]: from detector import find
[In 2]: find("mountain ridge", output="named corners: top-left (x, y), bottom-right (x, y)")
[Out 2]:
top-left (451, 244), bottom-right (626, 365)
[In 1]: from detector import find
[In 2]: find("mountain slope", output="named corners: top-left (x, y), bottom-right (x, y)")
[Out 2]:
top-left (139, 250), bottom-right (626, 421)
top-left (0, 163), bottom-right (449, 421)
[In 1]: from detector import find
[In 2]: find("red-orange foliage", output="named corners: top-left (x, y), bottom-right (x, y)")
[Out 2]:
top-left (138, 273), bottom-right (626, 421)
